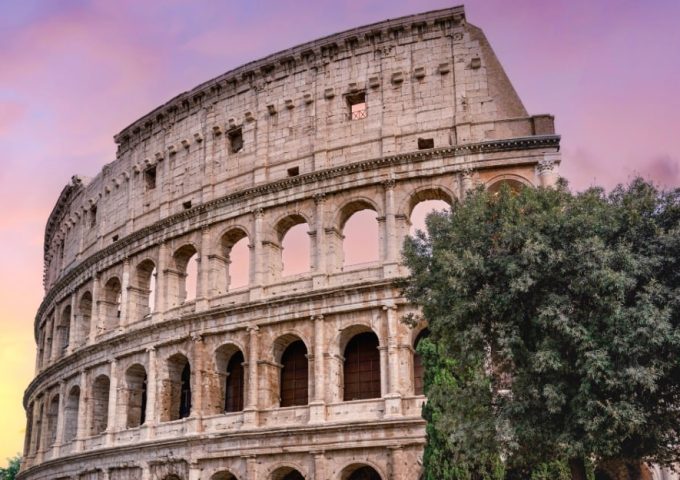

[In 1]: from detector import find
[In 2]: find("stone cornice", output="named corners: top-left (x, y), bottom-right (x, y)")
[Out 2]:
top-left (34, 134), bottom-right (559, 337)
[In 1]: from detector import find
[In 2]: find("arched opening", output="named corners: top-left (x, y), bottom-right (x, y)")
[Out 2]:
top-left (173, 245), bottom-right (199, 305)
top-left (219, 229), bottom-right (250, 291)
top-left (57, 305), bottom-right (71, 357)
top-left (280, 340), bottom-right (308, 407)
top-left (277, 215), bottom-right (310, 277)
top-left (341, 202), bottom-right (379, 268)
top-left (133, 259), bottom-right (156, 319)
top-left (23, 403), bottom-right (33, 456)
top-left (91, 375), bottom-right (110, 435)
top-left (64, 385), bottom-right (80, 443)
top-left (34, 403), bottom-right (43, 452)
top-left (487, 177), bottom-right (528, 195)
top-left (125, 364), bottom-right (148, 428)
top-left (342, 465), bottom-right (383, 480)
top-left (215, 344), bottom-right (245, 413)
top-left (77, 292), bottom-right (92, 347)
top-left (409, 198), bottom-right (451, 236)
top-left (164, 354), bottom-right (191, 421)
top-left (343, 332), bottom-right (381, 401)
top-left (102, 277), bottom-right (122, 331)
top-left (47, 394), bottom-right (60, 446)
top-left (413, 329), bottom-right (430, 396)
top-left (272, 467), bottom-right (305, 480)
top-left (211, 472), bottom-right (237, 480)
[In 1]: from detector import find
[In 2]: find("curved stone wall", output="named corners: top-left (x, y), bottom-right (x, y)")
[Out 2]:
top-left (22, 6), bottom-right (560, 480)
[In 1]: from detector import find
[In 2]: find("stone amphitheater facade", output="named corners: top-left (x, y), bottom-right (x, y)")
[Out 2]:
top-left (20, 6), bottom-right (560, 480)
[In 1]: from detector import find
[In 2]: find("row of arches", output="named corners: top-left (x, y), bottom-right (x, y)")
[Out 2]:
top-left (27, 328), bottom-right (430, 457)
top-left (37, 191), bottom-right (452, 368)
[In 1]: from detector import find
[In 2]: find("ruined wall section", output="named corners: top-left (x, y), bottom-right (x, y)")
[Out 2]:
top-left (42, 6), bottom-right (555, 291)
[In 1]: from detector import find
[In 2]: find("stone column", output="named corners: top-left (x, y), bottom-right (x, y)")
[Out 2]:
top-left (309, 315), bottom-right (326, 423)
top-left (384, 305), bottom-right (402, 417)
top-left (244, 326), bottom-right (259, 425)
top-left (120, 258), bottom-right (130, 328)
top-left (189, 462), bottom-right (202, 480)
top-left (538, 156), bottom-right (559, 188)
top-left (106, 359), bottom-right (118, 444)
top-left (383, 179), bottom-right (398, 276)
top-left (389, 445), bottom-right (406, 480)
top-left (461, 168), bottom-right (474, 197)
top-left (144, 347), bottom-right (157, 440)
top-left (50, 313), bottom-right (60, 363)
top-left (379, 345), bottom-right (388, 397)
top-left (196, 226), bottom-right (211, 311)
top-left (75, 370), bottom-right (88, 452)
top-left (141, 463), bottom-right (151, 480)
top-left (245, 456), bottom-right (258, 480)
top-left (53, 381), bottom-right (67, 455)
top-left (155, 242), bottom-right (168, 318)
top-left (67, 292), bottom-right (76, 354)
top-left (250, 209), bottom-right (264, 299)
top-left (191, 334), bottom-right (205, 430)
top-left (312, 193), bottom-right (327, 288)
top-left (312, 451), bottom-right (326, 480)
top-left (90, 274), bottom-right (100, 343)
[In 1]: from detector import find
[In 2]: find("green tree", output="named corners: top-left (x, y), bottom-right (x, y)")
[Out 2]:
top-left (0, 455), bottom-right (20, 480)
top-left (402, 179), bottom-right (680, 480)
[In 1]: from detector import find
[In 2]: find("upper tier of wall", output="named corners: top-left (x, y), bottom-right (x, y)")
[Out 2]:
top-left (42, 5), bottom-right (555, 291)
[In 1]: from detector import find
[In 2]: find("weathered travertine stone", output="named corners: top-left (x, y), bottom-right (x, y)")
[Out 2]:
top-left (21, 6), bottom-right (560, 480)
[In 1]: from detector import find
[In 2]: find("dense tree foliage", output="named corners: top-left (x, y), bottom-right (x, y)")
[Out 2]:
top-left (0, 456), bottom-right (20, 480)
top-left (402, 179), bottom-right (680, 480)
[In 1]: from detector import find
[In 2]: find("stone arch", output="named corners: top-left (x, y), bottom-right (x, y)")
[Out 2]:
top-left (101, 276), bottom-right (122, 332)
top-left (486, 174), bottom-right (533, 194)
top-left (131, 258), bottom-right (156, 320)
top-left (211, 471), bottom-right (239, 480)
top-left (76, 291), bottom-right (92, 348)
top-left (269, 464), bottom-right (307, 480)
top-left (413, 328), bottom-right (430, 396)
top-left (274, 213), bottom-right (312, 277)
top-left (56, 304), bottom-right (71, 358)
top-left (34, 402), bottom-right (44, 453)
top-left (46, 393), bottom-right (60, 446)
top-left (339, 463), bottom-right (385, 480)
top-left (214, 343), bottom-right (246, 414)
top-left (124, 363), bottom-right (148, 428)
top-left (171, 244), bottom-right (199, 306)
top-left (340, 327), bottom-right (382, 401)
top-left (335, 198), bottom-right (381, 269)
top-left (403, 186), bottom-right (455, 235)
top-left (162, 353), bottom-right (191, 421)
top-left (63, 385), bottom-right (80, 443)
top-left (217, 226), bottom-right (251, 293)
top-left (91, 374), bottom-right (110, 435)
top-left (268, 333), bottom-right (310, 408)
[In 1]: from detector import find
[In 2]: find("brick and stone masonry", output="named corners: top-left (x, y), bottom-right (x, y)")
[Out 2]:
top-left (20, 6), bottom-right (560, 480)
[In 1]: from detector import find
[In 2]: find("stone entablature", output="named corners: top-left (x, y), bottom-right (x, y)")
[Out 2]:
top-left (23, 6), bottom-right (561, 480)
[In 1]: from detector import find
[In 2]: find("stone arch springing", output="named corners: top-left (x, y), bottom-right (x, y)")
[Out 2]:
top-left (218, 227), bottom-right (251, 293)
top-left (271, 466), bottom-right (306, 480)
top-left (77, 291), bottom-right (92, 347)
top-left (124, 363), bottom-right (147, 428)
top-left (131, 258), bottom-right (156, 320)
top-left (340, 463), bottom-right (384, 480)
top-left (486, 174), bottom-right (532, 195)
top-left (163, 353), bottom-right (191, 421)
top-left (273, 214), bottom-right (311, 278)
top-left (56, 305), bottom-right (71, 358)
top-left (277, 337), bottom-right (309, 407)
top-left (211, 471), bottom-right (239, 480)
top-left (405, 187), bottom-right (454, 235)
top-left (101, 276), bottom-right (122, 332)
top-left (214, 344), bottom-right (245, 413)
top-left (341, 327), bottom-right (381, 401)
top-left (171, 244), bottom-right (199, 306)
top-left (337, 199), bottom-right (380, 269)
top-left (413, 328), bottom-right (430, 396)
top-left (46, 393), bottom-right (60, 446)
top-left (64, 385), bottom-right (80, 443)
top-left (91, 374), bottom-right (110, 435)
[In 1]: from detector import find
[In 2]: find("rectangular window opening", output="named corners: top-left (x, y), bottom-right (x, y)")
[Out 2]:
top-left (182, 200), bottom-right (192, 210)
top-left (287, 166), bottom-right (300, 177)
top-left (347, 92), bottom-right (367, 120)
top-left (228, 128), bottom-right (243, 153)
top-left (144, 166), bottom-right (157, 190)
top-left (90, 206), bottom-right (97, 228)
top-left (418, 138), bottom-right (434, 150)
top-left (112, 235), bottom-right (119, 243)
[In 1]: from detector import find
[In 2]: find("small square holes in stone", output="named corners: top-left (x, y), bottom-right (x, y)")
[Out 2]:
top-left (287, 166), bottom-right (300, 177)
top-left (418, 138), bottom-right (434, 150)
top-left (183, 200), bottom-right (192, 210)
top-left (144, 166), bottom-right (157, 190)
top-left (228, 128), bottom-right (243, 153)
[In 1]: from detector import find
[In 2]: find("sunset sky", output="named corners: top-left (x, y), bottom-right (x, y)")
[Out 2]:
top-left (1, 0), bottom-right (679, 462)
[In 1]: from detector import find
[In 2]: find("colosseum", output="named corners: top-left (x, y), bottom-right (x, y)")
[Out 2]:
top-left (20, 6), bottom-right (560, 480)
